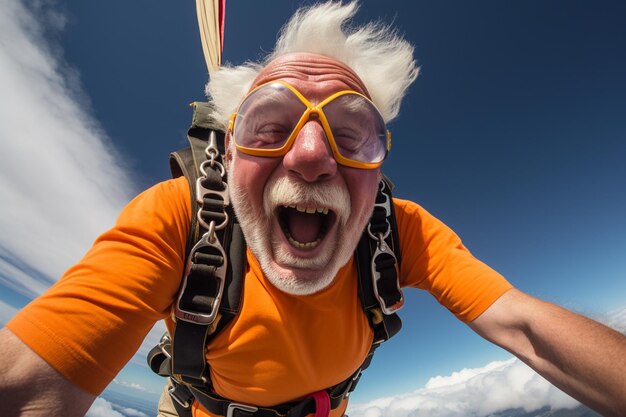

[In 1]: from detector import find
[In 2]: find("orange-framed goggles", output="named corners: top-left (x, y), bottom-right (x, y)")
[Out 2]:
top-left (228, 80), bottom-right (391, 169)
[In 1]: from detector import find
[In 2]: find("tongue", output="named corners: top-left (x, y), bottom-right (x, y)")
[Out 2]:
top-left (287, 210), bottom-right (323, 243)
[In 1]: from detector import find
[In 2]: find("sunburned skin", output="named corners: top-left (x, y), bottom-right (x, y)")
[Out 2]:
top-left (227, 53), bottom-right (381, 295)
top-left (251, 52), bottom-right (372, 99)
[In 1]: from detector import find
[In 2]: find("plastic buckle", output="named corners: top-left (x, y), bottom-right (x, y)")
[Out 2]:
top-left (173, 231), bottom-right (227, 324)
top-left (226, 402), bottom-right (258, 417)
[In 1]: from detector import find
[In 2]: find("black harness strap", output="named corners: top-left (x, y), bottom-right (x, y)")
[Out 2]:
top-left (168, 103), bottom-right (247, 391)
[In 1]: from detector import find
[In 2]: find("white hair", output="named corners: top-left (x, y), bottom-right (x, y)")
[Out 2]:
top-left (205, 1), bottom-right (419, 131)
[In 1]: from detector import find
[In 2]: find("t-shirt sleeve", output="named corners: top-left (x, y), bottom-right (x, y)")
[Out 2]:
top-left (6, 176), bottom-right (191, 395)
top-left (394, 198), bottom-right (513, 322)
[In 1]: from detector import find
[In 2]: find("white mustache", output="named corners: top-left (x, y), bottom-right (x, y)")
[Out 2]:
top-left (264, 176), bottom-right (351, 226)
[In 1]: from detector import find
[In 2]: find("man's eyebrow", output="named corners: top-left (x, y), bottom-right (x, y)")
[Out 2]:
top-left (239, 98), bottom-right (280, 119)
top-left (243, 89), bottom-right (292, 112)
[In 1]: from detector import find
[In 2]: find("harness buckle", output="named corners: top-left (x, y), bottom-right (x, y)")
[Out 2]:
top-left (226, 402), bottom-right (258, 417)
top-left (196, 178), bottom-right (230, 232)
top-left (159, 333), bottom-right (172, 359)
top-left (168, 385), bottom-right (193, 409)
top-left (370, 231), bottom-right (404, 315)
top-left (174, 231), bottom-right (227, 324)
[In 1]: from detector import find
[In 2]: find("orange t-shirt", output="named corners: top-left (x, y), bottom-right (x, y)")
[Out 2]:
top-left (7, 177), bottom-right (512, 416)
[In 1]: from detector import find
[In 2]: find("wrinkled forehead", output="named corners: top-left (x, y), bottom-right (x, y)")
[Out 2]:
top-left (251, 53), bottom-right (371, 98)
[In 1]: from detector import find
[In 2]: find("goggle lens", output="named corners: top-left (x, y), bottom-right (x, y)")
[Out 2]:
top-left (232, 82), bottom-right (388, 167)
top-left (322, 94), bottom-right (387, 164)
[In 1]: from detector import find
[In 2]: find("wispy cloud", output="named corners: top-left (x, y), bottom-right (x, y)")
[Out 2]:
top-left (0, 0), bottom-right (135, 300)
top-left (113, 378), bottom-right (158, 395)
top-left (348, 358), bottom-right (580, 417)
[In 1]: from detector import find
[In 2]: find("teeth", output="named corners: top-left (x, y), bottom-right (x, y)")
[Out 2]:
top-left (287, 235), bottom-right (322, 249)
top-left (291, 205), bottom-right (329, 215)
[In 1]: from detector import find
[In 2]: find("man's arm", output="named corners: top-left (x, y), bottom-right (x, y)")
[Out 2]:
top-left (0, 327), bottom-right (95, 417)
top-left (469, 289), bottom-right (626, 417)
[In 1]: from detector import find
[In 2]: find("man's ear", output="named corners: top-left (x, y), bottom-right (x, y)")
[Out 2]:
top-left (224, 130), bottom-right (233, 165)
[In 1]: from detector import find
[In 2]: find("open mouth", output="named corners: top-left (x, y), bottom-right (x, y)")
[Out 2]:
top-left (277, 205), bottom-right (335, 250)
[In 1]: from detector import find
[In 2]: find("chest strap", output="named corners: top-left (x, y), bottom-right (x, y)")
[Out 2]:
top-left (157, 341), bottom-right (382, 417)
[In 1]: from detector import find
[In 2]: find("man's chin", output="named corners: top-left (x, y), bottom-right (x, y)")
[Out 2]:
top-left (261, 260), bottom-right (337, 295)
top-left (262, 250), bottom-right (339, 296)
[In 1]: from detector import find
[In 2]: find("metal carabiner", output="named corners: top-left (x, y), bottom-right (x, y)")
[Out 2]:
top-left (196, 176), bottom-right (230, 232)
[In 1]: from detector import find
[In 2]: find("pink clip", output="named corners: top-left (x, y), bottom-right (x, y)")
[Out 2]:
top-left (307, 390), bottom-right (330, 417)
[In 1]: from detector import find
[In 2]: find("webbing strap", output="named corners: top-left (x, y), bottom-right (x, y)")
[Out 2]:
top-left (177, 342), bottom-right (380, 417)
top-left (306, 391), bottom-right (330, 417)
top-left (170, 106), bottom-right (247, 385)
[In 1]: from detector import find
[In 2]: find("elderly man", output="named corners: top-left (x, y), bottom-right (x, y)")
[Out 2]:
top-left (1, 2), bottom-right (625, 417)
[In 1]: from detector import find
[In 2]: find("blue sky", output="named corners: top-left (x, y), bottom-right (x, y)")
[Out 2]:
top-left (1, 1), bottom-right (625, 416)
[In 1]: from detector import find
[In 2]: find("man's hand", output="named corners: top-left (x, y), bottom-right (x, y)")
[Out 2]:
top-left (0, 327), bottom-right (95, 417)
top-left (469, 289), bottom-right (626, 417)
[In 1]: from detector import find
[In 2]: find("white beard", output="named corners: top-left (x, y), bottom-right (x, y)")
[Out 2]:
top-left (229, 162), bottom-right (376, 296)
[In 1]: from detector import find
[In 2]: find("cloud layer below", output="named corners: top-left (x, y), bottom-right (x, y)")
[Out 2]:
top-left (349, 311), bottom-right (626, 417)
top-left (348, 358), bottom-right (580, 417)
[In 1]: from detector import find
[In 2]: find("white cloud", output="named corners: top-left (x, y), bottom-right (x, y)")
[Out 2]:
top-left (0, 0), bottom-right (135, 299)
top-left (348, 358), bottom-right (580, 417)
top-left (85, 397), bottom-right (125, 417)
top-left (113, 379), bottom-right (149, 393)
top-left (113, 377), bottom-right (157, 395)
top-left (120, 408), bottom-right (149, 417)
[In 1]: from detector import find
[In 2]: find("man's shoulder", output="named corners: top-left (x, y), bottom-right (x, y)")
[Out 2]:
top-left (392, 197), bottom-right (427, 219)
top-left (131, 176), bottom-right (190, 208)
top-left (116, 176), bottom-right (191, 228)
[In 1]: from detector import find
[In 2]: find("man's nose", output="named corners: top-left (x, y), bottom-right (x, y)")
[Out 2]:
top-left (282, 120), bottom-right (337, 182)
